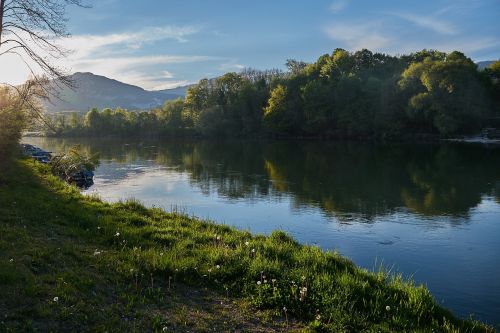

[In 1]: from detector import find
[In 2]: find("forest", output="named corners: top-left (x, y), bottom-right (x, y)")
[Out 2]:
top-left (46, 49), bottom-right (500, 140)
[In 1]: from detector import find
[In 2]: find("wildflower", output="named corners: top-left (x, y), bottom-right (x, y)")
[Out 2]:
top-left (216, 265), bottom-right (220, 269)
top-left (93, 249), bottom-right (102, 256)
top-left (97, 226), bottom-right (101, 230)
top-left (53, 297), bottom-right (59, 302)
top-left (302, 287), bottom-right (307, 292)
top-left (257, 281), bottom-right (262, 285)
top-left (272, 279), bottom-right (276, 283)
top-left (251, 248), bottom-right (256, 253)
top-left (175, 268), bottom-right (179, 272)
top-left (208, 269), bottom-right (212, 273)
top-left (216, 236), bottom-right (221, 240)
top-left (264, 280), bottom-right (267, 283)
top-left (160, 252), bottom-right (164, 256)
top-left (245, 241), bottom-right (249, 246)
top-left (301, 275), bottom-right (306, 280)
top-left (283, 306), bottom-right (287, 311)
top-left (115, 232), bottom-right (120, 237)
top-left (9, 259), bottom-right (13, 263)
top-left (386, 305), bottom-right (391, 311)
top-left (162, 327), bottom-right (168, 332)
top-left (130, 269), bottom-right (134, 273)
top-left (316, 314), bottom-right (321, 320)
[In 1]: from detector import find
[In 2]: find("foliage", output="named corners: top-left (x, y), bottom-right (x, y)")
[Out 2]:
top-left (0, 80), bottom-right (47, 163)
top-left (49, 145), bottom-right (100, 181)
top-left (49, 49), bottom-right (499, 140)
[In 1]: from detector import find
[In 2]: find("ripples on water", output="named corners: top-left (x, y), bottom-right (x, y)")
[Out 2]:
top-left (24, 137), bottom-right (500, 326)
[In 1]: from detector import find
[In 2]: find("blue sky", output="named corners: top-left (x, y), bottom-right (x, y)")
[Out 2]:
top-left (2, 0), bottom-right (499, 89)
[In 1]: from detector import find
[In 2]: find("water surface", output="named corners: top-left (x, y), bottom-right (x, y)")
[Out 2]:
top-left (24, 137), bottom-right (500, 326)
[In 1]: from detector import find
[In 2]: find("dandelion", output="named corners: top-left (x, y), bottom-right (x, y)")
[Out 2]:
top-left (216, 265), bottom-right (220, 269)
top-left (53, 297), bottom-right (59, 302)
top-left (257, 281), bottom-right (262, 285)
top-left (386, 305), bottom-right (391, 311)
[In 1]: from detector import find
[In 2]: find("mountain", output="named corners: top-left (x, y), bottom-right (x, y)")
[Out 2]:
top-left (477, 60), bottom-right (497, 70)
top-left (43, 72), bottom-right (190, 113)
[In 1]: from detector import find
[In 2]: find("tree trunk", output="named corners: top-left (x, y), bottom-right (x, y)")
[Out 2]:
top-left (0, 0), bottom-right (4, 45)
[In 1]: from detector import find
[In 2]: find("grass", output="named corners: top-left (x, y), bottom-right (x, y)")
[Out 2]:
top-left (0, 158), bottom-right (494, 332)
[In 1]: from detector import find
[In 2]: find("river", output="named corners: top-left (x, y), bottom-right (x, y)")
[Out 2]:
top-left (23, 137), bottom-right (500, 327)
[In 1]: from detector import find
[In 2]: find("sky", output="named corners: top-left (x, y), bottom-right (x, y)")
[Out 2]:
top-left (1, 0), bottom-right (499, 90)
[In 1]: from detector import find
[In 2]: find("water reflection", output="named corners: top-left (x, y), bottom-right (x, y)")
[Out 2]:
top-left (26, 138), bottom-right (500, 222)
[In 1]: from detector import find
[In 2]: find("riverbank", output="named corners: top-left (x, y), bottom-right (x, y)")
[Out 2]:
top-left (0, 158), bottom-right (494, 332)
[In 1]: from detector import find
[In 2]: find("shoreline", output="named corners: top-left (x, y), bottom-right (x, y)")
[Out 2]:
top-left (0, 158), bottom-right (494, 332)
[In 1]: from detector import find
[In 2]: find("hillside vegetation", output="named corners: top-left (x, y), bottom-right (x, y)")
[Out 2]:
top-left (47, 49), bottom-right (500, 140)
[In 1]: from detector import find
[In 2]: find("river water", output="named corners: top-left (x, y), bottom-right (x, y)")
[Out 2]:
top-left (23, 137), bottom-right (500, 326)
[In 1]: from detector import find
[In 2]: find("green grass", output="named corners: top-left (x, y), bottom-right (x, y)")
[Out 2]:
top-left (0, 158), bottom-right (494, 332)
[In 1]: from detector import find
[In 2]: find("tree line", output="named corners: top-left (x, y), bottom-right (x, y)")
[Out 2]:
top-left (47, 49), bottom-right (500, 140)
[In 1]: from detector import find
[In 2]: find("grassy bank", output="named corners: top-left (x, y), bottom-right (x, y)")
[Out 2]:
top-left (0, 158), bottom-right (493, 332)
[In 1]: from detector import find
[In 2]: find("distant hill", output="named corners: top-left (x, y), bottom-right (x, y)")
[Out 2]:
top-left (43, 72), bottom-right (190, 113)
top-left (477, 60), bottom-right (498, 70)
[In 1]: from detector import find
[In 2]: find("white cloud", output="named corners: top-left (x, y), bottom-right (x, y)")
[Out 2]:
top-left (387, 12), bottom-right (458, 35)
top-left (217, 62), bottom-right (245, 71)
top-left (0, 25), bottom-right (211, 88)
top-left (329, 0), bottom-right (350, 13)
top-left (324, 23), bottom-right (390, 51)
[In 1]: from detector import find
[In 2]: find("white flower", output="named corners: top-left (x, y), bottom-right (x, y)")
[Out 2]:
top-left (115, 232), bottom-right (120, 237)
top-left (97, 226), bottom-right (101, 230)
top-left (245, 241), bottom-right (249, 246)
top-left (283, 306), bottom-right (287, 311)
top-left (53, 297), bottom-right (59, 302)
top-left (264, 280), bottom-right (267, 283)
top-left (301, 275), bottom-right (306, 280)
top-left (257, 281), bottom-right (262, 285)
top-left (316, 314), bottom-right (321, 320)
top-left (162, 327), bottom-right (168, 332)
top-left (160, 252), bottom-right (164, 256)
top-left (216, 265), bottom-right (220, 269)
top-left (9, 258), bottom-right (13, 262)
top-left (272, 279), bottom-right (276, 283)
top-left (208, 269), bottom-right (212, 273)
top-left (93, 249), bottom-right (101, 256)
top-left (251, 248), bottom-right (256, 253)
top-left (216, 236), bottom-right (221, 240)
top-left (386, 305), bottom-right (391, 311)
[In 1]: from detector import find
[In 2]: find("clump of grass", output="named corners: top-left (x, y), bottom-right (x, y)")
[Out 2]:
top-left (0, 159), bottom-right (494, 332)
